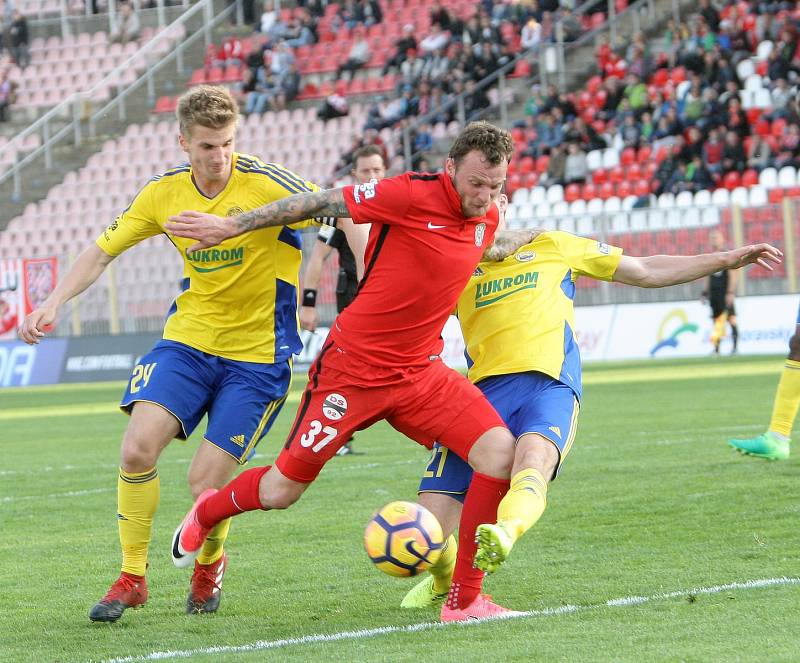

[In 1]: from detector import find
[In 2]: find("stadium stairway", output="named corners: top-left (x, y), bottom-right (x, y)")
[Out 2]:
top-left (0, 0), bottom-right (236, 229)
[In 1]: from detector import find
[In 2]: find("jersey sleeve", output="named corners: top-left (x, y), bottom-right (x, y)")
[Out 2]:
top-left (95, 181), bottom-right (162, 256)
top-left (553, 231), bottom-right (623, 281)
top-left (248, 158), bottom-right (325, 230)
top-left (341, 173), bottom-right (412, 225)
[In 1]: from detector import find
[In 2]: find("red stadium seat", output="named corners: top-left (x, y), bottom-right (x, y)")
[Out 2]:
top-left (772, 118), bottom-right (787, 137)
top-left (651, 69), bottom-right (668, 87)
top-left (670, 66), bottom-right (687, 84)
top-left (189, 68), bottom-right (206, 86)
top-left (564, 183), bottom-right (581, 202)
top-left (608, 165), bottom-right (625, 183)
top-left (518, 156), bottom-right (535, 174)
top-left (582, 182), bottom-right (598, 200)
top-left (620, 147), bottom-right (636, 166)
top-left (586, 75), bottom-right (602, 94)
top-left (742, 169), bottom-right (759, 187)
top-left (723, 171), bottom-right (741, 190)
top-left (535, 155), bottom-right (549, 173)
top-left (598, 181), bottom-right (615, 199)
top-left (617, 180), bottom-right (633, 198)
top-left (509, 59), bottom-right (531, 78)
top-left (755, 119), bottom-right (771, 137)
top-left (592, 167), bottom-right (607, 184)
top-left (205, 67), bottom-right (224, 84)
top-left (627, 163), bottom-right (642, 180)
top-left (634, 179), bottom-right (650, 197)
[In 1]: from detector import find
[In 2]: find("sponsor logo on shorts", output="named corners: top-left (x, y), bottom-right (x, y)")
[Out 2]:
top-left (230, 434), bottom-right (245, 447)
top-left (474, 222), bottom-right (486, 246)
top-left (322, 393), bottom-right (348, 420)
top-left (548, 425), bottom-right (562, 439)
top-left (516, 250), bottom-right (536, 262)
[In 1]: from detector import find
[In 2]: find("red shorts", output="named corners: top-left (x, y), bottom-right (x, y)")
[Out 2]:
top-left (275, 340), bottom-right (506, 483)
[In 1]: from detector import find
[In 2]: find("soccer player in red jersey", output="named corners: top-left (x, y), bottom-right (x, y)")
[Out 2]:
top-left (165, 122), bottom-right (528, 621)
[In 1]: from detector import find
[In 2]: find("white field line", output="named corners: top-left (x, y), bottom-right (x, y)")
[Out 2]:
top-left (0, 459), bottom-right (420, 504)
top-left (99, 576), bottom-right (799, 663)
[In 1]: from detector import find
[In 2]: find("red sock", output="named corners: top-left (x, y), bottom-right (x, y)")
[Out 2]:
top-left (196, 465), bottom-right (271, 528)
top-left (446, 471), bottom-right (509, 609)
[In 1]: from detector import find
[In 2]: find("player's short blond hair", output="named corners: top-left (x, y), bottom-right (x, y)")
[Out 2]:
top-left (176, 85), bottom-right (239, 136)
top-left (449, 121), bottom-right (514, 167)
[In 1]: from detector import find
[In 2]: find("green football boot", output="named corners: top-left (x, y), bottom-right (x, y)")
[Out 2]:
top-left (400, 575), bottom-right (448, 609)
top-left (728, 432), bottom-right (790, 460)
top-left (474, 522), bottom-right (514, 574)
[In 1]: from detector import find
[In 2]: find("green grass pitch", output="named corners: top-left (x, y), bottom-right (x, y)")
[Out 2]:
top-left (1, 354), bottom-right (798, 662)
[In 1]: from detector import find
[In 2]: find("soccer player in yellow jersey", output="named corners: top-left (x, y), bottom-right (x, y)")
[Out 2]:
top-left (403, 207), bottom-right (781, 614)
top-left (18, 85), bottom-right (335, 622)
top-left (728, 310), bottom-right (800, 460)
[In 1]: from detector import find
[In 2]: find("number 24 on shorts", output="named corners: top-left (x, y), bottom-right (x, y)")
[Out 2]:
top-left (300, 420), bottom-right (338, 452)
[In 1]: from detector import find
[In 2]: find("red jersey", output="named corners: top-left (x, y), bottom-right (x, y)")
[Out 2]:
top-left (336, 171), bottom-right (498, 371)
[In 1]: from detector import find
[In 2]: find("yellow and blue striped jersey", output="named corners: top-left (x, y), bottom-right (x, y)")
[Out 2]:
top-left (96, 153), bottom-right (321, 363)
top-left (456, 231), bottom-right (623, 398)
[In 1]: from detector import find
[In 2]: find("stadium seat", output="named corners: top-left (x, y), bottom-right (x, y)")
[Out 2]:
top-left (528, 186), bottom-right (546, 205)
top-left (601, 148), bottom-right (620, 169)
top-left (674, 191), bottom-right (693, 208)
top-left (778, 166), bottom-right (797, 188)
top-left (759, 167), bottom-right (778, 189)
top-left (564, 183), bottom-right (581, 203)
top-left (711, 188), bottom-right (731, 206)
top-left (723, 171), bottom-right (742, 190)
top-left (546, 184), bottom-right (564, 204)
top-left (657, 193), bottom-right (675, 208)
top-left (768, 187), bottom-right (785, 204)
top-left (749, 185), bottom-right (768, 206)
top-left (730, 186), bottom-right (749, 206)
top-left (617, 180), bottom-right (633, 198)
top-left (511, 188), bottom-right (530, 206)
top-left (693, 189), bottom-right (712, 206)
top-left (598, 181), bottom-right (615, 200)
top-left (581, 183), bottom-right (597, 200)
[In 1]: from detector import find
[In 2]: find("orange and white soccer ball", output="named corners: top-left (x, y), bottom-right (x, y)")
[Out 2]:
top-left (364, 501), bottom-right (444, 577)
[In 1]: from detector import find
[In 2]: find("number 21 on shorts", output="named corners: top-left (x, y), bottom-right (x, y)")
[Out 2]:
top-left (300, 420), bottom-right (338, 453)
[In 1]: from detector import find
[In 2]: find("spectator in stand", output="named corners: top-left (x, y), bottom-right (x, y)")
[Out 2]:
top-left (540, 144), bottom-right (566, 186)
top-left (269, 40), bottom-right (295, 83)
top-left (666, 160), bottom-right (692, 194)
top-left (679, 80), bottom-right (705, 125)
top-left (421, 47), bottom-right (450, 83)
top-left (698, 0), bottom-right (720, 34)
top-left (428, 84), bottom-right (454, 124)
top-left (420, 23), bottom-right (451, 57)
top-left (382, 24), bottom-right (416, 76)
top-left (283, 17), bottom-right (315, 48)
top-left (399, 48), bottom-right (424, 89)
top-left (520, 18), bottom-right (542, 53)
top-left (336, 28), bottom-right (370, 80)
top-left (640, 111), bottom-right (655, 144)
top-left (110, 2), bottom-right (141, 45)
top-left (9, 9), bottom-right (29, 70)
top-left (703, 126), bottom-right (724, 175)
top-left (747, 134), bottom-right (773, 172)
top-left (774, 123), bottom-right (800, 169)
top-left (245, 60), bottom-right (276, 114)
top-left (463, 78), bottom-right (489, 122)
top-left (461, 15), bottom-right (482, 50)
top-left (317, 92), bottom-right (349, 121)
top-left (414, 123), bottom-right (434, 154)
top-left (259, 0), bottom-right (281, 38)
top-left (721, 130), bottom-right (747, 174)
top-left (566, 116), bottom-right (606, 151)
top-left (723, 96), bottom-right (749, 139)
top-left (688, 155), bottom-right (715, 191)
top-left (685, 126), bottom-right (704, 160)
top-left (0, 68), bottom-right (15, 122)
top-left (273, 61), bottom-right (300, 110)
top-left (355, 0), bottom-right (382, 27)
top-left (770, 78), bottom-right (793, 119)
top-left (429, 0), bottom-right (453, 31)
top-left (468, 41), bottom-right (499, 82)
top-left (622, 73), bottom-right (649, 114)
top-left (563, 142), bottom-right (588, 185)
top-left (336, 0), bottom-right (359, 31)
top-left (620, 114), bottom-right (641, 150)
top-left (217, 35), bottom-right (244, 67)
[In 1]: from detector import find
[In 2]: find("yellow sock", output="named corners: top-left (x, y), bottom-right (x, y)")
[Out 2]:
top-left (197, 518), bottom-right (232, 565)
top-left (430, 534), bottom-right (457, 594)
top-left (711, 314), bottom-right (727, 347)
top-left (768, 359), bottom-right (800, 438)
top-left (118, 467), bottom-right (160, 576)
top-left (497, 468), bottom-right (548, 542)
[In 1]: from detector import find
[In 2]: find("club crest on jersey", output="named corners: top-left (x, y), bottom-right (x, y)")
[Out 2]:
top-left (598, 242), bottom-right (610, 255)
top-left (516, 250), bottom-right (536, 262)
top-left (322, 393), bottom-right (348, 420)
top-left (474, 223), bottom-right (486, 246)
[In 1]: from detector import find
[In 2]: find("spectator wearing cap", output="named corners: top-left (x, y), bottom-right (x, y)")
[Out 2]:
top-left (382, 23), bottom-right (416, 75)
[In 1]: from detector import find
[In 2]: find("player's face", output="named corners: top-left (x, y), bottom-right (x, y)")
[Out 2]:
top-left (352, 154), bottom-right (386, 184)
top-left (180, 123), bottom-right (236, 184)
top-left (447, 150), bottom-right (507, 218)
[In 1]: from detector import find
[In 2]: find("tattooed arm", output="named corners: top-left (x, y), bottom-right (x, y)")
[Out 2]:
top-left (482, 229), bottom-right (544, 262)
top-left (165, 188), bottom-right (350, 252)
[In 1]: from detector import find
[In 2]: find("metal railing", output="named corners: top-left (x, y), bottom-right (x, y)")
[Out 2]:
top-left (25, 0), bottom-right (191, 34)
top-left (1, 0), bottom-right (236, 201)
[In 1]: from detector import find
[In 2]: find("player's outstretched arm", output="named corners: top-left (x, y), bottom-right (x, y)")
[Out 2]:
top-left (166, 188), bottom-right (350, 253)
top-left (612, 243), bottom-right (782, 288)
top-left (18, 244), bottom-right (115, 344)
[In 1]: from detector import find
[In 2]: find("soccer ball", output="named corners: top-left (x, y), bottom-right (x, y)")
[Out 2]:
top-left (364, 501), bottom-right (444, 577)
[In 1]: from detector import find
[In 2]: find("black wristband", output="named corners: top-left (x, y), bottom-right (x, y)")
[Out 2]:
top-left (302, 289), bottom-right (317, 307)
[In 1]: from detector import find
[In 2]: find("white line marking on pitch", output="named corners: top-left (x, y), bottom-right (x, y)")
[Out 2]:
top-left (99, 576), bottom-right (799, 663)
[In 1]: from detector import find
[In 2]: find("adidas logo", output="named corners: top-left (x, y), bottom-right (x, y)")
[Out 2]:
top-left (230, 434), bottom-right (245, 447)
top-left (548, 426), bottom-right (561, 438)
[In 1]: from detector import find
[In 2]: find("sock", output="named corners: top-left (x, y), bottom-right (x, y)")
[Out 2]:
top-left (118, 467), bottom-right (160, 576)
top-left (196, 518), bottom-right (232, 565)
top-left (446, 472), bottom-right (509, 610)
top-left (197, 465), bottom-right (271, 528)
top-left (731, 323), bottom-right (739, 351)
top-left (430, 534), bottom-right (457, 594)
top-left (711, 314), bottom-right (727, 349)
top-left (497, 468), bottom-right (548, 542)
top-left (768, 359), bottom-right (800, 439)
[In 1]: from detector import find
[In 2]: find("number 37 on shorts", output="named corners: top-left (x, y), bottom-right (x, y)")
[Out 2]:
top-left (297, 392), bottom-right (348, 453)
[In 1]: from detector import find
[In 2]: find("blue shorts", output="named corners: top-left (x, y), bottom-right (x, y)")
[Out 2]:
top-left (120, 340), bottom-right (292, 464)
top-left (418, 372), bottom-right (580, 502)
